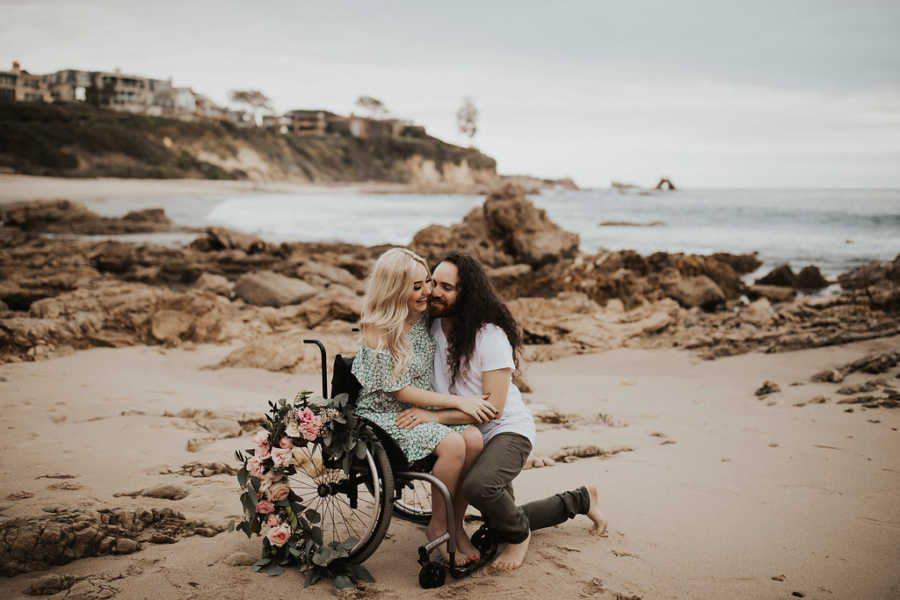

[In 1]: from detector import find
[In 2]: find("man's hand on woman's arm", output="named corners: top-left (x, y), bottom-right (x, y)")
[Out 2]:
top-left (395, 397), bottom-right (495, 429)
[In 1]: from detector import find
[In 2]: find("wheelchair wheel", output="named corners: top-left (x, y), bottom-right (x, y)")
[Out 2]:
top-left (286, 440), bottom-right (393, 564)
top-left (393, 478), bottom-right (432, 524)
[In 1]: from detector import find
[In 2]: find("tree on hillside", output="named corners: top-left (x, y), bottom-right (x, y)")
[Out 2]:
top-left (356, 95), bottom-right (387, 118)
top-left (457, 96), bottom-right (478, 140)
top-left (229, 89), bottom-right (273, 125)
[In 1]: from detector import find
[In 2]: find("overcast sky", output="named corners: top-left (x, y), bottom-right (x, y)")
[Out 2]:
top-left (3, 0), bottom-right (899, 188)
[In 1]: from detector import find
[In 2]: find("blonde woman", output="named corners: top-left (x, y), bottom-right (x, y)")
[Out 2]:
top-left (351, 248), bottom-right (494, 566)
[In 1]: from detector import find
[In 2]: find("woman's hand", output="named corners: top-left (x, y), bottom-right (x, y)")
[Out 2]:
top-left (395, 407), bottom-right (438, 429)
top-left (455, 394), bottom-right (496, 424)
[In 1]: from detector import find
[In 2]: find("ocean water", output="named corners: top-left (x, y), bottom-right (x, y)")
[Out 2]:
top-left (76, 188), bottom-right (900, 280)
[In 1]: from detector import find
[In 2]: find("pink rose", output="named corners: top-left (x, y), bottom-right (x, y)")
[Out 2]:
top-left (299, 407), bottom-right (315, 423)
top-left (246, 456), bottom-right (265, 478)
top-left (267, 482), bottom-right (290, 502)
top-left (279, 437), bottom-right (294, 449)
top-left (253, 429), bottom-right (270, 449)
top-left (271, 447), bottom-right (293, 467)
top-left (266, 523), bottom-right (291, 547)
top-left (299, 415), bottom-right (323, 441)
top-left (255, 500), bottom-right (274, 514)
top-left (267, 514), bottom-right (279, 527)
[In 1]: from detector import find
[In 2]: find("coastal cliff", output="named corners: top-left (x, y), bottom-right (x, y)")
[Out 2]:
top-left (0, 102), bottom-right (498, 187)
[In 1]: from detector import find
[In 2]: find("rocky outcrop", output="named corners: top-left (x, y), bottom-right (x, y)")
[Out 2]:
top-left (2, 196), bottom-right (898, 368)
top-left (0, 199), bottom-right (177, 234)
top-left (233, 271), bottom-right (318, 307)
top-left (0, 506), bottom-right (224, 575)
top-left (837, 255), bottom-right (900, 311)
top-left (755, 263), bottom-right (830, 290)
top-left (411, 184), bottom-right (579, 269)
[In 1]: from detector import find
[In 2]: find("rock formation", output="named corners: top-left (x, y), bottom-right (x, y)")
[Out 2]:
top-left (1, 192), bottom-right (898, 368)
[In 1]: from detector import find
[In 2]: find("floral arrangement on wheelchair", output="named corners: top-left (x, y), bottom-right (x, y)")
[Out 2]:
top-left (233, 390), bottom-right (382, 590)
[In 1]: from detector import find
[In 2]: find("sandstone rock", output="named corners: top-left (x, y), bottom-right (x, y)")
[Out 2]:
top-left (191, 226), bottom-right (270, 254)
top-left (742, 297), bottom-right (774, 327)
top-left (755, 264), bottom-right (796, 287)
top-left (149, 310), bottom-right (193, 344)
top-left (296, 261), bottom-right (362, 291)
top-left (215, 329), bottom-right (359, 373)
top-left (483, 183), bottom-right (579, 267)
top-left (750, 284), bottom-right (796, 303)
top-left (24, 573), bottom-right (75, 595)
top-left (192, 272), bottom-right (231, 296)
top-left (487, 264), bottom-right (533, 291)
top-left (0, 200), bottom-right (174, 234)
top-left (665, 275), bottom-right (725, 310)
top-left (234, 271), bottom-right (317, 307)
top-left (223, 551), bottom-right (256, 566)
top-left (0, 506), bottom-right (224, 575)
top-left (295, 286), bottom-right (361, 328)
top-left (755, 381), bottom-right (781, 397)
top-left (838, 254), bottom-right (900, 290)
top-left (795, 265), bottom-right (828, 289)
top-left (113, 538), bottom-right (139, 554)
top-left (123, 208), bottom-right (170, 224)
top-left (711, 252), bottom-right (762, 275)
top-left (140, 484), bottom-right (189, 501)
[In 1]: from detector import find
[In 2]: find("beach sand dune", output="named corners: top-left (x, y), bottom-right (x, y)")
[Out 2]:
top-left (2, 335), bottom-right (899, 598)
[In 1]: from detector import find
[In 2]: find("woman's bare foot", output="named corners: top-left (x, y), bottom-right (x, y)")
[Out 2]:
top-left (586, 484), bottom-right (608, 537)
top-left (490, 530), bottom-right (530, 571)
top-left (455, 527), bottom-right (480, 560)
top-left (426, 523), bottom-right (469, 566)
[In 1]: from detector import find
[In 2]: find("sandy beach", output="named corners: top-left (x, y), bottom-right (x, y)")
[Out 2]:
top-left (1, 333), bottom-right (898, 599)
top-left (1, 175), bottom-right (899, 599)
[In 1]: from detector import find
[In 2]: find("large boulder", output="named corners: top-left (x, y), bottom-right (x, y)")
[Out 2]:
top-left (411, 184), bottom-right (579, 268)
top-left (150, 310), bottom-right (194, 344)
top-left (665, 275), bottom-right (725, 310)
top-left (295, 285), bottom-right (361, 328)
top-left (482, 184), bottom-right (579, 267)
top-left (234, 271), bottom-right (318, 307)
top-left (192, 272), bottom-right (231, 297)
top-left (755, 264), bottom-right (796, 287)
top-left (795, 265), bottom-right (829, 289)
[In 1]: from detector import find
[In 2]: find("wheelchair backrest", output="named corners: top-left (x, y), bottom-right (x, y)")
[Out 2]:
top-left (331, 354), bottom-right (362, 404)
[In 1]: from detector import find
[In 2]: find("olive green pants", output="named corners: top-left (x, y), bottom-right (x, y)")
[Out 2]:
top-left (462, 432), bottom-right (591, 543)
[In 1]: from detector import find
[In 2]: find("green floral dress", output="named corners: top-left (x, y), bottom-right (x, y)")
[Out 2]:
top-left (351, 317), bottom-right (466, 463)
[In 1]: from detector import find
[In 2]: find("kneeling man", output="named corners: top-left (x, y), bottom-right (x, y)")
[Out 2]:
top-left (396, 251), bottom-right (607, 571)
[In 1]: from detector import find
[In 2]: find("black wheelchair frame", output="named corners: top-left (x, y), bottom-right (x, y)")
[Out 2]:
top-left (303, 338), bottom-right (473, 587)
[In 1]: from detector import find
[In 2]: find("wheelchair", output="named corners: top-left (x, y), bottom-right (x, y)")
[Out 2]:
top-left (296, 339), bottom-right (496, 588)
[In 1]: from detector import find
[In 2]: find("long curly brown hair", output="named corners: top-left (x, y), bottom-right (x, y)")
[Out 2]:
top-left (437, 252), bottom-right (522, 386)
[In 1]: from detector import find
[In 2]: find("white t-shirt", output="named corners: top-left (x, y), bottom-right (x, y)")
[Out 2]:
top-left (431, 319), bottom-right (536, 446)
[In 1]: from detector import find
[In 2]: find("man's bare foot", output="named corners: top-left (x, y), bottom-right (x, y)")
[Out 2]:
top-left (490, 530), bottom-right (530, 571)
top-left (586, 484), bottom-right (608, 537)
top-left (426, 523), bottom-right (469, 566)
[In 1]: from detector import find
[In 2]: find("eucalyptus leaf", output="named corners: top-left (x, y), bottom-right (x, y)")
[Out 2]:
top-left (334, 574), bottom-right (354, 590)
top-left (349, 563), bottom-right (376, 583)
top-left (305, 509), bottom-right (321, 523)
top-left (304, 568), bottom-right (323, 588)
top-left (261, 563), bottom-right (284, 577)
top-left (237, 468), bottom-right (249, 488)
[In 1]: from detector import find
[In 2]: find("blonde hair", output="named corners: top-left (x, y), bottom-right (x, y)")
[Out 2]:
top-left (360, 248), bottom-right (430, 378)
